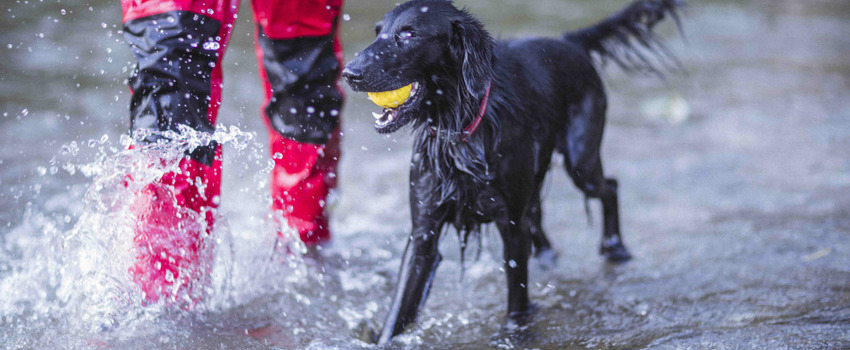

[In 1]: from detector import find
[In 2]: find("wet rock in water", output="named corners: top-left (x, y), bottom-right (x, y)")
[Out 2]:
top-left (641, 93), bottom-right (690, 125)
top-left (354, 319), bottom-right (379, 344)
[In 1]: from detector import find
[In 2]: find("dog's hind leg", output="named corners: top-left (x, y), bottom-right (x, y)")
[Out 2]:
top-left (559, 92), bottom-right (632, 263)
top-left (596, 177), bottom-right (630, 262)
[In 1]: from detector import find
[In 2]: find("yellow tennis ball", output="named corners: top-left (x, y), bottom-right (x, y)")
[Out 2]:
top-left (367, 84), bottom-right (413, 109)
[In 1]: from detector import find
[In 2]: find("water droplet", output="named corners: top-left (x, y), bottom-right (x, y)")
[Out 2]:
top-left (342, 14), bottom-right (350, 21)
top-left (508, 259), bottom-right (517, 268)
top-left (420, 6), bottom-right (429, 12)
top-left (202, 41), bottom-right (220, 51)
top-left (60, 9), bottom-right (66, 15)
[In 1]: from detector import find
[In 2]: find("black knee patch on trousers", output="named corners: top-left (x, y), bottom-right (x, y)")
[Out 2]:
top-left (124, 11), bottom-right (221, 166)
top-left (257, 27), bottom-right (343, 145)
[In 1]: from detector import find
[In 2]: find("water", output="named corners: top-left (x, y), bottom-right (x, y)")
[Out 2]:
top-left (2, 0), bottom-right (849, 348)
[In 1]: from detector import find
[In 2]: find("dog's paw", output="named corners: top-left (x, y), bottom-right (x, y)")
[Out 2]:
top-left (532, 248), bottom-right (559, 270)
top-left (496, 305), bottom-right (538, 345)
top-left (505, 303), bottom-right (537, 329)
top-left (502, 318), bottom-right (528, 333)
top-left (600, 237), bottom-right (632, 263)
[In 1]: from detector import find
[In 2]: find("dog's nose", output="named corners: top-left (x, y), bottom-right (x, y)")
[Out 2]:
top-left (342, 66), bottom-right (363, 83)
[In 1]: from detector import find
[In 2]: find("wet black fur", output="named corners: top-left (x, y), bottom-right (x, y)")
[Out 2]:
top-left (343, 0), bottom-right (683, 344)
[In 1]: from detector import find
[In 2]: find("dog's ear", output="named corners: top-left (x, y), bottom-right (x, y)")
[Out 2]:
top-left (450, 13), bottom-right (494, 98)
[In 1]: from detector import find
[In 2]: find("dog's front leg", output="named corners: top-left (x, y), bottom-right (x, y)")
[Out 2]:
top-left (378, 225), bottom-right (443, 344)
top-left (496, 218), bottom-right (532, 321)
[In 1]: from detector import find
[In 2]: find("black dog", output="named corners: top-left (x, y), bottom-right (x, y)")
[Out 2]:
top-left (343, 0), bottom-right (682, 344)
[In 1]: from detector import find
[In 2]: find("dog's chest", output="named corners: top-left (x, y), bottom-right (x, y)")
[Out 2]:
top-left (443, 176), bottom-right (509, 228)
top-left (413, 172), bottom-right (502, 224)
top-left (411, 140), bottom-right (509, 227)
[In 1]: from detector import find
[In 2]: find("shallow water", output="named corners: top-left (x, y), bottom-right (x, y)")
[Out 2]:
top-left (2, 0), bottom-right (850, 349)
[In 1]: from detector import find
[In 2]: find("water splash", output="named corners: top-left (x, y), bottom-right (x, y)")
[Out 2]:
top-left (0, 125), bottom-right (311, 346)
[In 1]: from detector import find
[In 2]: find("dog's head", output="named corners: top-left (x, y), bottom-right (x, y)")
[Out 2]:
top-left (343, 0), bottom-right (494, 134)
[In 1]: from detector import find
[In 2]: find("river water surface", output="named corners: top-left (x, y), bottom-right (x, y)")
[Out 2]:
top-left (1, 0), bottom-right (849, 349)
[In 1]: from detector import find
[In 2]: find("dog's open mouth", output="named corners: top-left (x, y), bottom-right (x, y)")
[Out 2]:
top-left (367, 82), bottom-right (420, 131)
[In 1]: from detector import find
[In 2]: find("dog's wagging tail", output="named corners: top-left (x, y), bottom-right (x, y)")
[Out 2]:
top-left (343, 0), bottom-right (684, 344)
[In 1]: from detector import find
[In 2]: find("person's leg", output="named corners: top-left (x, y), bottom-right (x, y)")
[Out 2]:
top-left (121, 0), bottom-right (239, 303)
top-left (251, 0), bottom-right (344, 245)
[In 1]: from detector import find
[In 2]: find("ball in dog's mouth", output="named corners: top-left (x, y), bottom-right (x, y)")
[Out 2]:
top-left (368, 82), bottom-right (419, 128)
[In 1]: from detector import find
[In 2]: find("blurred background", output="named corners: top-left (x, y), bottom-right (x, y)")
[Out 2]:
top-left (1, 0), bottom-right (849, 349)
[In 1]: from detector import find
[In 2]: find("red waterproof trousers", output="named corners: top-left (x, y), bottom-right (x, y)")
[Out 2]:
top-left (122, 0), bottom-right (344, 303)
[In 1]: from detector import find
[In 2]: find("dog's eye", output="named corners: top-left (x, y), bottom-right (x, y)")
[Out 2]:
top-left (396, 30), bottom-right (415, 46)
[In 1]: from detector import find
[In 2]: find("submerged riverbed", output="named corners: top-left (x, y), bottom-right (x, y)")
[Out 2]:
top-left (1, 0), bottom-right (849, 349)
